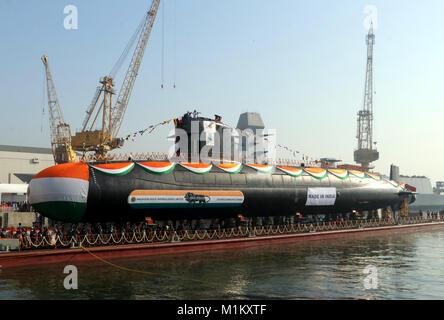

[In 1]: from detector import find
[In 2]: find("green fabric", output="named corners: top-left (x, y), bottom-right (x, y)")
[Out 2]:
top-left (32, 201), bottom-right (86, 222)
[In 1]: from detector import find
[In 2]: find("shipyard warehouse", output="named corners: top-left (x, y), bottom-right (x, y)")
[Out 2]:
top-left (0, 144), bottom-right (54, 194)
top-left (0, 145), bottom-right (55, 227)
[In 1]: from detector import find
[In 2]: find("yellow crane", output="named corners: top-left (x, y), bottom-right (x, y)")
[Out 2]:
top-left (41, 55), bottom-right (77, 164)
top-left (71, 0), bottom-right (161, 157)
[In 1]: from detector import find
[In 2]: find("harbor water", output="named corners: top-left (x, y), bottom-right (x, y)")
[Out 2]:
top-left (0, 227), bottom-right (443, 300)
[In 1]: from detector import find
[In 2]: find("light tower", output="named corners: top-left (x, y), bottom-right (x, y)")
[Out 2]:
top-left (354, 22), bottom-right (379, 169)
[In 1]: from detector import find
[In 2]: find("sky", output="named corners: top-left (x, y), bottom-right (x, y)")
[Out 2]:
top-left (0, 0), bottom-right (443, 183)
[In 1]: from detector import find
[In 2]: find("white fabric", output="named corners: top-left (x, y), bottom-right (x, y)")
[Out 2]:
top-left (306, 187), bottom-right (337, 206)
top-left (29, 177), bottom-right (89, 204)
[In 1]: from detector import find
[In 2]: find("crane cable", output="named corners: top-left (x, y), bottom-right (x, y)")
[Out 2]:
top-left (173, 0), bottom-right (177, 88)
top-left (161, 0), bottom-right (165, 89)
top-left (40, 68), bottom-right (47, 133)
top-left (109, 14), bottom-right (146, 79)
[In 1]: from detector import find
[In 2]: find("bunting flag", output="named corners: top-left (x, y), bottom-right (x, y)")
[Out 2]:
top-left (276, 166), bottom-right (303, 177)
top-left (179, 162), bottom-right (213, 174)
top-left (136, 162), bottom-right (176, 175)
top-left (215, 163), bottom-right (243, 174)
top-left (386, 179), bottom-right (402, 188)
top-left (366, 172), bottom-right (382, 181)
top-left (123, 118), bottom-right (174, 142)
top-left (275, 143), bottom-right (300, 154)
top-left (91, 163), bottom-right (135, 176)
top-left (246, 132), bottom-right (303, 158)
top-left (87, 161), bottom-right (389, 187)
top-left (349, 170), bottom-right (367, 179)
top-left (304, 168), bottom-right (328, 179)
top-left (328, 169), bottom-right (349, 180)
top-left (245, 164), bottom-right (273, 174)
top-left (398, 182), bottom-right (408, 191)
top-left (123, 114), bottom-right (303, 161)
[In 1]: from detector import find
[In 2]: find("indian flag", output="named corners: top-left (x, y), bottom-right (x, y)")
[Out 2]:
top-left (304, 168), bottom-right (328, 179)
top-left (398, 182), bottom-right (407, 190)
top-left (28, 162), bottom-right (89, 222)
top-left (328, 169), bottom-right (349, 179)
top-left (215, 163), bottom-right (243, 174)
top-left (276, 166), bottom-right (303, 177)
top-left (179, 162), bottom-right (213, 174)
top-left (366, 172), bottom-right (382, 181)
top-left (349, 170), bottom-right (367, 179)
top-left (137, 162), bottom-right (176, 175)
top-left (91, 162), bottom-right (135, 176)
top-left (386, 179), bottom-right (402, 188)
top-left (246, 164), bottom-right (273, 174)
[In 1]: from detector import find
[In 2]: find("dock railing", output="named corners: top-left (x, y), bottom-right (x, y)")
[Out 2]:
top-left (16, 216), bottom-right (442, 250)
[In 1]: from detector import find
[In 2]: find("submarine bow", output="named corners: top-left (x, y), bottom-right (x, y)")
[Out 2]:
top-left (28, 162), bottom-right (89, 222)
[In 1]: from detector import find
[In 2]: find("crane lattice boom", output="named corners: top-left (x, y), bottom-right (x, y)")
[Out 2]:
top-left (357, 23), bottom-right (375, 150)
top-left (41, 56), bottom-right (76, 164)
top-left (71, 0), bottom-right (160, 156)
top-left (111, 0), bottom-right (161, 138)
top-left (354, 23), bottom-right (379, 169)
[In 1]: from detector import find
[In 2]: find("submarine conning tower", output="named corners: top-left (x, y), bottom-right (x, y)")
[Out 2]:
top-left (173, 111), bottom-right (270, 163)
top-left (174, 111), bottom-right (229, 162)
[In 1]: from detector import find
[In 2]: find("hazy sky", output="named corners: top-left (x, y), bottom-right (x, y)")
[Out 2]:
top-left (0, 0), bottom-right (443, 182)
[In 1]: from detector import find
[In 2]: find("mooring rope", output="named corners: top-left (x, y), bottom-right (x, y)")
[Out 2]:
top-left (79, 244), bottom-right (289, 298)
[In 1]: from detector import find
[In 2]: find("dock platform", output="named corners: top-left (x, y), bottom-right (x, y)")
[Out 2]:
top-left (1, 220), bottom-right (443, 269)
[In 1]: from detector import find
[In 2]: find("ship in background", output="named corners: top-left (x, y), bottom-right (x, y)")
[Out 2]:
top-left (391, 165), bottom-right (444, 215)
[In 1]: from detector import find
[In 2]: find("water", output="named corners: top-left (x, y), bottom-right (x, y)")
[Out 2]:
top-left (1, 228), bottom-right (444, 300)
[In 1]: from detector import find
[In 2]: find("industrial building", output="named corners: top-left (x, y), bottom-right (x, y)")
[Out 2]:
top-left (0, 145), bottom-right (54, 227)
top-left (0, 145), bottom-right (54, 184)
top-left (0, 145), bottom-right (54, 203)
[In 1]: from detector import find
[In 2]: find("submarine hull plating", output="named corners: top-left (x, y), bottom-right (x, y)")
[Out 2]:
top-left (29, 162), bottom-right (413, 223)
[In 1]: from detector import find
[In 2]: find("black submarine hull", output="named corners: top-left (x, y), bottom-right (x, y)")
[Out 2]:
top-left (28, 161), bottom-right (414, 223)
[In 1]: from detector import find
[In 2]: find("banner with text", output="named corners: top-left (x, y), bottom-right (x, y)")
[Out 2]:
top-left (305, 188), bottom-right (337, 206)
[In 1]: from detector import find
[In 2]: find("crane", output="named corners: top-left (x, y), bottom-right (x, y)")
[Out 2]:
top-left (354, 22), bottom-right (379, 169)
top-left (71, 0), bottom-right (161, 157)
top-left (41, 55), bottom-right (77, 164)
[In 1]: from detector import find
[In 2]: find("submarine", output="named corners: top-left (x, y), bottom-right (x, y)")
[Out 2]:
top-left (28, 113), bottom-right (415, 223)
top-left (28, 160), bottom-right (414, 223)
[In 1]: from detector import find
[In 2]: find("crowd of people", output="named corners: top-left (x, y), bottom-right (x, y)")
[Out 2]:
top-left (0, 224), bottom-right (53, 240)
top-left (1, 217), bottom-right (288, 241)
top-left (1, 211), bottom-right (441, 243)
top-left (419, 210), bottom-right (441, 219)
top-left (0, 201), bottom-right (31, 212)
top-left (1, 221), bottom-right (184, 241)
top-left (65, 221), bottom-right (163, 237)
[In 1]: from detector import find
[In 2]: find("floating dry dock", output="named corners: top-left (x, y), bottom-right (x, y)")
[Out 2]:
top-left (1, 218), bottom-right (443, 269)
